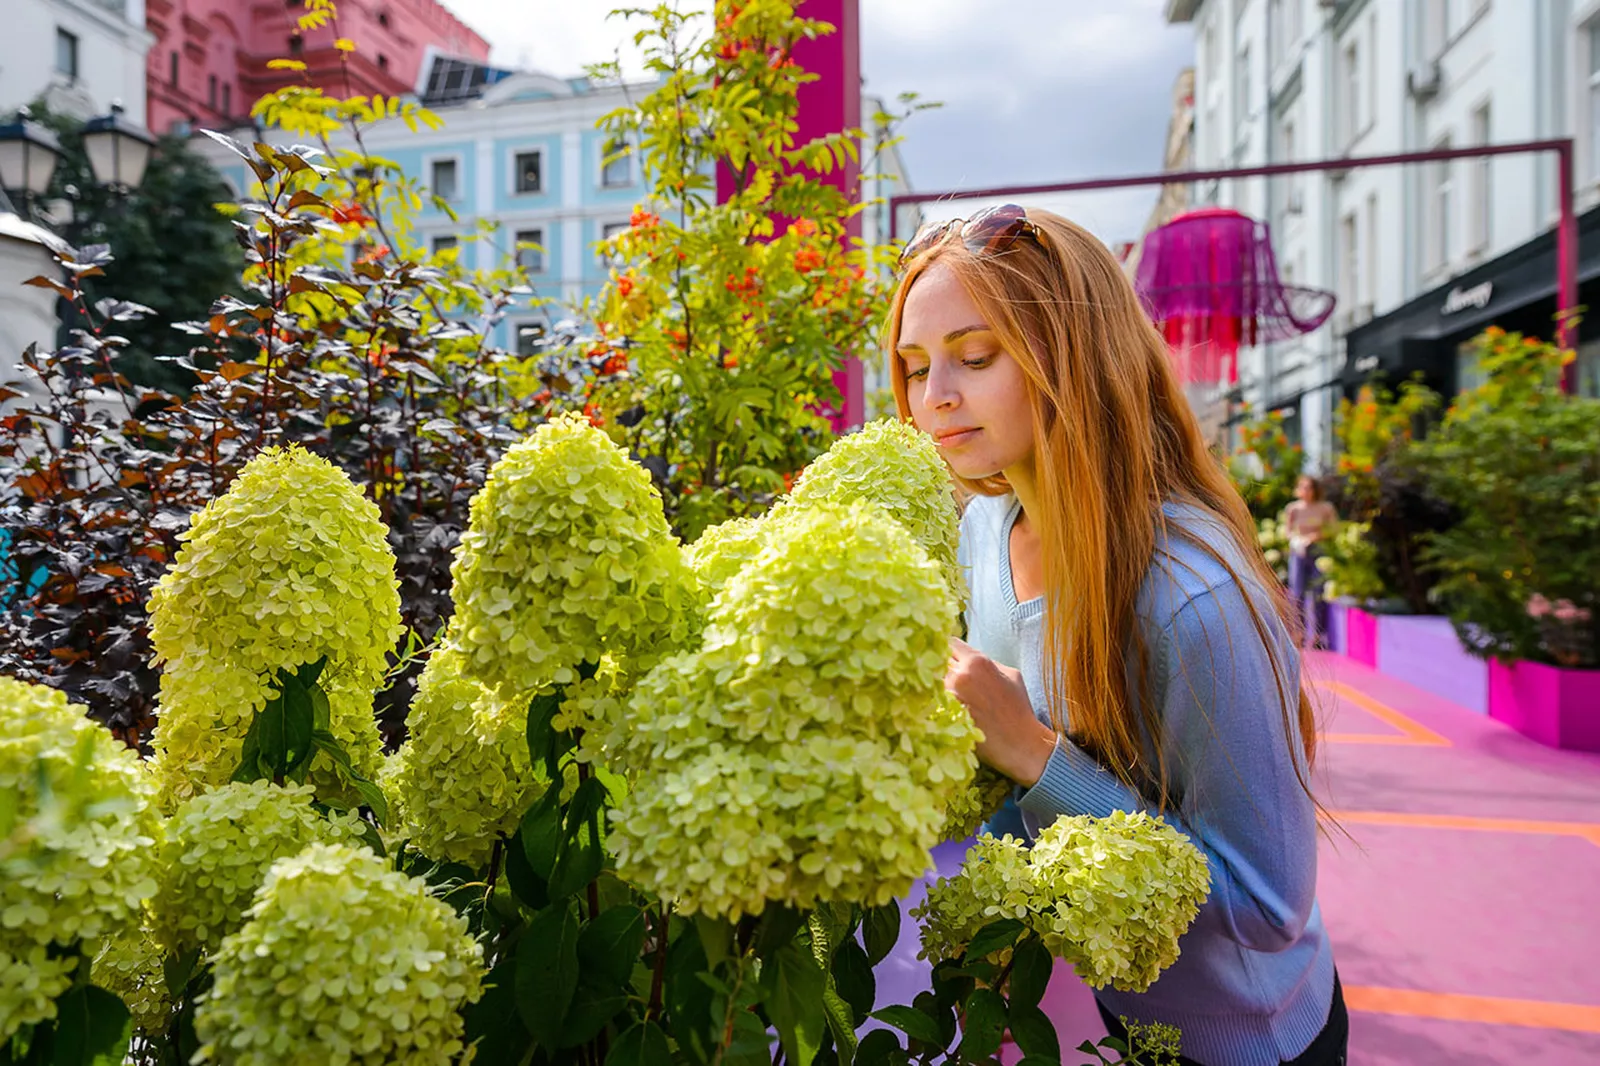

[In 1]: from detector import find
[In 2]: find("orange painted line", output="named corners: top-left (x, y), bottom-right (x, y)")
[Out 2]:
top-left (1328, 809), bottom-right (1600, 848)
top-left (1312, 679), bottom-right (1452, 747)
top-left (1344, 985), bottom-right (1600, 1033)
top-left (1321, 731), bottom-right (1444, 746)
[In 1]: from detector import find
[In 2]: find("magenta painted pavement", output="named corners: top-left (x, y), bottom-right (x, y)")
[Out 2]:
top-left (875, 652), bottom-right (1600, 1064)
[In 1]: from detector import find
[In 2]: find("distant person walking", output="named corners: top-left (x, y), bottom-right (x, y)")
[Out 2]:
top-left (1282, 476), bottom-right (1338, 648)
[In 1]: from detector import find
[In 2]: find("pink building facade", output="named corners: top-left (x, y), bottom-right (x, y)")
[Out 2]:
top-left (144, 0), bottom-right (488, 136)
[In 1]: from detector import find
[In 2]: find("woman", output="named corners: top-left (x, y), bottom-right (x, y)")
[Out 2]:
top-left (890, 205), bottom-right (1346, 1066)
top-left (1282, 476), bottom-right (1339, 649)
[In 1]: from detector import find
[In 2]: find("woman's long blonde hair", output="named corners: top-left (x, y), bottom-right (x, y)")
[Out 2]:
top-left (889, 208), bottom-right (1317, 808)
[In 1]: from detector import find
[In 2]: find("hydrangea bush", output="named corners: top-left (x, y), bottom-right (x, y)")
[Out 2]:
top-left (915, 812), bottom-right (1211, 992)
top-left (146, 446), bottom-right (400, 809)
top-left (193, 844), bottom-right (484, 1066)
top-left (0, 677), bottom-right (158, 1042)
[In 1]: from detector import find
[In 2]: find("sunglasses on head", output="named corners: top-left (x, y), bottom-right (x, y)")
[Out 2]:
top-left (896, 203), bottom-right (1042, 272)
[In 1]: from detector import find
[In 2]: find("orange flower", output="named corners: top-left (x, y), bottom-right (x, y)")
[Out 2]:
top-left (329, 201), bottom-right (372, 226)
top-left (357, 244), bottom-right (391, 265)
top-left (630, 208), bottom-right (659, 229)
top-left (617, 274), bottom-right (635, 298)
top-left (793, 247), bottom-right (824, 273)
top-left (788, 218), bottom-right (819, 239)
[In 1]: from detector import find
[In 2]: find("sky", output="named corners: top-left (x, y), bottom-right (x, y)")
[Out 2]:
top-left (437, 0), bottom-right (1194, 246)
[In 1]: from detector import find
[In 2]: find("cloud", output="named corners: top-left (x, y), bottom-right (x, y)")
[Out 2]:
top-left (437, 0), bottom-right (1192, 241)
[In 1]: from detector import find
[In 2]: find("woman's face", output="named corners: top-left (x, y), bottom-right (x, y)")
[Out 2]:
top-left (1296, 477), bottom-right (1316, 502)
top-left (897, 262), bottom-right (1035, 482)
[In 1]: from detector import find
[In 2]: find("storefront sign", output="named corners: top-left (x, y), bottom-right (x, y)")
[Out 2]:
top-left (1440, 281), bottom-right (1494, 315)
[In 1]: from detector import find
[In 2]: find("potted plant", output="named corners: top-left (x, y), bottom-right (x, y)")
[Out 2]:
top-left (1409, 327), bottom-right (1600, 748)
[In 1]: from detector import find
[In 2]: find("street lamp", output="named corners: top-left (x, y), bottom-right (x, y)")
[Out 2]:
top-left (0, 112), bottom-right (63, 208)
top-left (81, 104), bottom-right (154, 192)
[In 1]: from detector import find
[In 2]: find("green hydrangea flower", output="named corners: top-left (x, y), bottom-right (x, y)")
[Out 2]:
top-left (939, 755), bottom-right (1017, 843)
top-left (147, 446), bottom-right (400, 809)
top-left (1027, 811), bottom-right (1210, 991)
top-left (447, 413), bottom-right (697, 694)
top-left (150, 780), bottom-right (367, 958)
top-left (913, 812), bottom-right (1211, 993)
top-left (93, 921), bottom-right (172, 1036)
top-left (194, 843), bottom-right (485, 1066)
top-left (783, 419), bottom-right (962, 600)
top-left (0, 677), bottom-right (158, 1041)
top-left (682, 515), bottom-right (768, 601)
top-left (610, 504), bottom-right (971, 919)
top-left (383, 651), bottom-right (544, 867)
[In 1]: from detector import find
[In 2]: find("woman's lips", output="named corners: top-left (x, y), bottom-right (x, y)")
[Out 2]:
top-left (935, 428), bottom-right (981, 448)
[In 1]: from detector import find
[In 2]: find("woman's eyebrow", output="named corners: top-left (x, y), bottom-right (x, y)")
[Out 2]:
top-left (896, 324), bottom-right (992, 355)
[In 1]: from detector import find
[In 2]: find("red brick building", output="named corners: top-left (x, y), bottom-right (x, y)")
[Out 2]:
top-left (144, 0), bottom-right (489, 136)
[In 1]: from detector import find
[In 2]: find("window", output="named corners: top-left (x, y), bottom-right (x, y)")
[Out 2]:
top-left (1364, 192), bottom-right (1378, 309)
top-left (377, 10), bottom-right (391, 29)
top-left (514, 151), bottom-right (543, 194)
top-left (1468, 103), bottom-right (1491, 254)
top-left (56, 28), bottom-right (79, 80)
top-left (222, 83), bottom-right (231, 114)
top-left (378, 54), bottom-right (389, 73)
top-left (1201, 21), bottom-right (1219, 165)
top-left (289, 35), bottom-right (304, 56)
top-left (1269, 0), bottom-right (1285, 68)
top-left (432, 235), bottom-right (459, 255)
top-left (1339, 213), bottom-right (1359, 311)
top-left (1427, 137), bottom-right (1453, 273)
top-left (1340, 40), bottom-right (1361, 146)
top-left (515, 321), bottom-right (548, 356)
top-left (169, 51), bottom-right (179, 87)
top-left (600, 140), bottom-right (631, 188)
top-left (1423, 0), bottom-right (1448, 59)
top-left (1590, 22), bottom-right (1600, 181)
top-left (430, 158), bottom-right (459, 202)
top-left (1278, 118), bottom-right (1298, 215)
top-left (599, 221), bottom-right (629, 265)
top-left (515, 228), bottom-right (545, 274)
top-left (1234, 44), bottom-right (1251, 139)
top-left (208, 74), bottom-right (218, 110)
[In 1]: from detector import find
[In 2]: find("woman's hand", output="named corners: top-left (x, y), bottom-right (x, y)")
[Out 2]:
top-left (945, 637), bottom-right (1059, 787)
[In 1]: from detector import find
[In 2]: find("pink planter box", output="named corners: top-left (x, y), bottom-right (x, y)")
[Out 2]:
top-left (1488, 659), bottom-right (1600, 753)
top-left (1376, 615), bottom-right (1488, 714)
top-left (1344, 607), bottom-right (1378, 667)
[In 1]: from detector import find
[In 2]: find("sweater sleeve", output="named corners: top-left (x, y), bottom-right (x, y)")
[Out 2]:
top-left (1017, 582), bottom-right (1318, 954)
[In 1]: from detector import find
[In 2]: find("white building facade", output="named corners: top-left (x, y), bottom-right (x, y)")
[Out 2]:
top-left (1, 0), bottom-right (152, 404)
top-left (1166, 0), bottom-right (1596, 466)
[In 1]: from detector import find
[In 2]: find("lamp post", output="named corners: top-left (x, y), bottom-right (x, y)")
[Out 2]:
top-left (0, 111), bottom-right (63, 216)
top-left (81, 104), bottom-right (154, 192)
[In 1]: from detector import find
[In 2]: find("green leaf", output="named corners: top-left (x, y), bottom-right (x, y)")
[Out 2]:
top-left (502, 828), bottom-right (548, 909)
top-left (579, 904), bottom-right (647, 986)
top-left (606, 1020), bottom-right (672, 1066)
top-left (516, 901), bottom-right (580, 1047)
top-left (526, 690), bottom-right (565, 776)
top-left (956, 988), bottom-right (1007, 1063)
top-left (463, 954), bottom-right (533, 1064)
top-left (868, 1005), bottom-right (944, 1047)
top-left (162, 947), bottom-right (200, 999)
top-left (519, 788), bottom-right (563, 879)
top-left (558, 975), bottom-right (631, 1048)
top-left (755, 904), bottom-right (806, 956)
top-left (664, 930), bottom-right (714, 1040)
top-left (821, 983), bottom-right (858, 1066)
top-left (50, 985), bottom-right (130, 1066)
top-left (604, 1017), bottom-right (668, 1062)
top-left (230, 710), bottom-right (266, 783)
top-left (761, 940), bottom-right (827, 1066)
top-left (1008, 1003), bottom-right (1061, 1063)
top-left (830, 938), bottom-right (874, 1024)
top-left (692, 913), bottom-right (733, 968)
top-left (862, 901), bottom-right (901, 965)
top-left (853, 1029), bottom-right (905, 1066)
top-left (548, 818), bottom-right (604, 902)
top-left (1006, 937), bottom-right (1053, 1010)
top-left (964, 917), bottom-right (1026, 962)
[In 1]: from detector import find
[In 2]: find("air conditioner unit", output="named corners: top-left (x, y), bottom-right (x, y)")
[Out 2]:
top-left (1407, 60), bottom-right (1442, 101)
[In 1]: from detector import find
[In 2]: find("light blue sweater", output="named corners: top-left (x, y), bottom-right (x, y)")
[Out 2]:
top-left (958, 494), bottom-right (1335, 1066)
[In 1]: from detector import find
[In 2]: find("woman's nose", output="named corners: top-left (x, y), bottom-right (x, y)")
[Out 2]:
top-left (923, 366), bottom-right (959, 410)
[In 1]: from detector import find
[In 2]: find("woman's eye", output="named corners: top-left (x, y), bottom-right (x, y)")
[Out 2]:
top-left (904, 365), bottom-right (929, 381)
top-left (962, 355), bottom-right (994, 369)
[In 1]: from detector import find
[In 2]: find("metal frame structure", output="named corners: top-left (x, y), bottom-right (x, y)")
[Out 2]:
top-left (887, 138), bottom-right (1579, 386)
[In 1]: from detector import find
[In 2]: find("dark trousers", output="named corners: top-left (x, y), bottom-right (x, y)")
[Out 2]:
top-left (1287, 548), bottom-right (1329, 649)
top-left (1095, 972), bottom-right (1348, 1066)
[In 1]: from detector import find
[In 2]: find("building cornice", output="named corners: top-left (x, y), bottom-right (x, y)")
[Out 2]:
top-left (1164, 0), bottom-right (1201, 24)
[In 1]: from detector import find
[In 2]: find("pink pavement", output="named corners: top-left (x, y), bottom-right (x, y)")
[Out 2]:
top-left (878, 651), bottom-right (1600, 1064)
